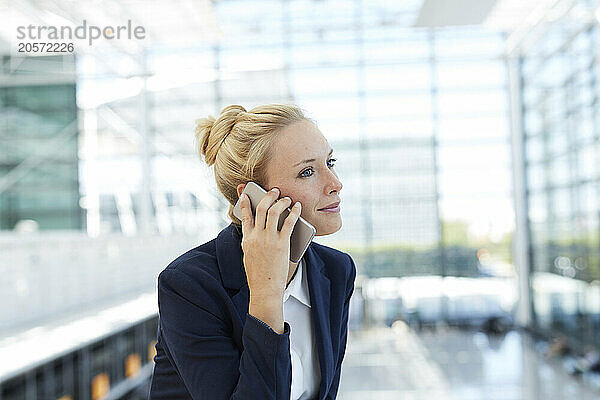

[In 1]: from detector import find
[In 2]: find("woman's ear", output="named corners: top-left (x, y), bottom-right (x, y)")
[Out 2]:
top-left (237, 183), bottom-right (246, 198)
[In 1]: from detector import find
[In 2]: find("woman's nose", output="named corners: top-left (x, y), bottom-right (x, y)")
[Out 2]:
top-left (325, 169), bottom-right (342, 194)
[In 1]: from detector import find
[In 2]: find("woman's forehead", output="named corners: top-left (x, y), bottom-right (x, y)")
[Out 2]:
top-left (274, 121), bottom-right (329, 155)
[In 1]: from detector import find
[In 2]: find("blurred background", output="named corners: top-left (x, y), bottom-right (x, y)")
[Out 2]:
top-left (0, 0), bottom-right (599, 399)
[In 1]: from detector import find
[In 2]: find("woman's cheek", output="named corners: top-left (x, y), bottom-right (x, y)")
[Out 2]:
top-left (295, 195), bottom-right (311, 210)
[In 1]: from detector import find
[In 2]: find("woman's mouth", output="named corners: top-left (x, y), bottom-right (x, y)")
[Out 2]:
top-left (318, 202), bottom-right (341, 213)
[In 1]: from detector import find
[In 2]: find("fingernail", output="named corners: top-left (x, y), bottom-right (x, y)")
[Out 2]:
top-left (272, 188), bottom-right (279, 193)
top-left (295, 202), bottom-right (301, 209)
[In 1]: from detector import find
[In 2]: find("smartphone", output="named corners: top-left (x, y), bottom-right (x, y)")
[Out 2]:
top-left (232, 181), bottom-right (316, 263)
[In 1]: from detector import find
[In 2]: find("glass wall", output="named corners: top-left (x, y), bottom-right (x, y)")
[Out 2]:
top-left (82, 1), bottom-right (512, 283)
top-left (0, 55), bottom-right (81, 230)
top-left (520, 0), bottom-right (600, 348)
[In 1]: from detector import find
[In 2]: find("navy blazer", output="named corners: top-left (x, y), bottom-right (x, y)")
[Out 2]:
top-left (148, 222), bottom-right (356, 400)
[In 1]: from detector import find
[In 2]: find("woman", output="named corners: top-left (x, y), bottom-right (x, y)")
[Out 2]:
top-left (148, 104), bottom-right (356, 400)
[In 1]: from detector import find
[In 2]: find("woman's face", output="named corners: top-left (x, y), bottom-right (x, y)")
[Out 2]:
top-left (238, 119), bottom-right (343, 236)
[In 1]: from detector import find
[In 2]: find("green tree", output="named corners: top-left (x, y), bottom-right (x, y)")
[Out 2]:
top-left (441, 219), bottom-right (469, 246)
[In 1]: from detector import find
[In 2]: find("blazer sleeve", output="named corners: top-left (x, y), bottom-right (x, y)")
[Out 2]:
top-left (157, 267), bottom-right (292, 400)
top-left (326, 254), bottom-right (357, 399)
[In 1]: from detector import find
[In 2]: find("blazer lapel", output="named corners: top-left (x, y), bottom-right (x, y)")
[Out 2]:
top-left (304, 244), bottom-right (333, 400)
top-left (215, 223), bottom-right (249, 348)
top-left (215, 223), bottom-right (334, 399)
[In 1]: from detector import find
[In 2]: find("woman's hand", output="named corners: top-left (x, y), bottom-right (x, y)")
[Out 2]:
top-left (239, 187), bottom-right (302, 299)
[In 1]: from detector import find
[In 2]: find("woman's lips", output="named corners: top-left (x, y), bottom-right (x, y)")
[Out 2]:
top-left (318, 204), bottom-right (341, 213)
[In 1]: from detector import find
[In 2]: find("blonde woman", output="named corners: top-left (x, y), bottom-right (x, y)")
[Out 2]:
top-left (148, 104), bottom-right (356, 400)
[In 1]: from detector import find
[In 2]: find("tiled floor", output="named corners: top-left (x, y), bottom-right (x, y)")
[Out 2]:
top-left (338, 322), bottom-right (600, 400)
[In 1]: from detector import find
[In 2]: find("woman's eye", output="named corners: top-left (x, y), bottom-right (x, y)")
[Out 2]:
top-left (299, 159), bottom-right (336, 178)
top-left (300, 168), bottom-right (313, 178)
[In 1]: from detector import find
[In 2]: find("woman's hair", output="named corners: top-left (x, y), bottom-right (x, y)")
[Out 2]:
top-left (194, 104), bottom-right (307, 227)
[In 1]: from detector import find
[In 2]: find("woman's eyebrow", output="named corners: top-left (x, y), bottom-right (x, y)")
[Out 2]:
top-left (293, 148), bottom-right (334, 167)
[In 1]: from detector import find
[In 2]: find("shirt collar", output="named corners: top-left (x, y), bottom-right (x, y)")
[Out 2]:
top-left (283, 257), bottom-right (311, 308)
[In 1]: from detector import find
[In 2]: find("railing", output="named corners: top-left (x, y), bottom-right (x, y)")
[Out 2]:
top-left (0, 230), bottom-right (209, 333)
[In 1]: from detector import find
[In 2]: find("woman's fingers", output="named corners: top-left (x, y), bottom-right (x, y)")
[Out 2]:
top-left (255, 188), bottom-right (280, 230)
top-left (280, 201), bottom-right (301, 238)
top-left (239, 193), bottom-right (254, 236)
top-left (266, 196), bottom-right (292, 232)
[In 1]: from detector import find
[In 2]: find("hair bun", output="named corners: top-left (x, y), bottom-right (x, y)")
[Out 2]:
top-left (194, 105), bottom-right (246, 166)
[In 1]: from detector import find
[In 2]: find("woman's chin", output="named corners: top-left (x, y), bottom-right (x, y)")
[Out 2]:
top-left (314, 217), bottom-right (342, 237)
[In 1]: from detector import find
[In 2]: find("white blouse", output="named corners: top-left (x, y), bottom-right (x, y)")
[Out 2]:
top-left (283, 257), bottom-right (321, 400)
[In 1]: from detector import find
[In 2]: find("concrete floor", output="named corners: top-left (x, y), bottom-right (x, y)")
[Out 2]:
top-left (337, 323), bottom-right (600, 400)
